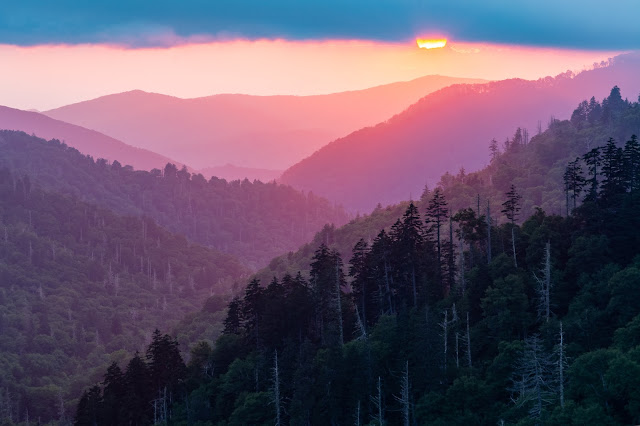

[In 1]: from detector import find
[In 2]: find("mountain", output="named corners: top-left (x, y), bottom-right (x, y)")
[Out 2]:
top-left (260, 85), bottom-right (640, 281)
top-left (0, 130), bottom-right (348, 268)
top-left (280, 52), bottom-right (640, 212)
top-left (198, 164), bottom-right (282, 182)
top-left (78, 126), bottom-right (640, 425)
top-left (43, 75), bottom-right (487, 170)
top-left (0, 167), bottom-right (249, 422)
top-left (0, 105), bottom-right (182, 171)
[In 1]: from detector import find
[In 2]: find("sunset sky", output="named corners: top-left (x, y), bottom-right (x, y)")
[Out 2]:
top-left (1, 1), bottom-right (638, 110)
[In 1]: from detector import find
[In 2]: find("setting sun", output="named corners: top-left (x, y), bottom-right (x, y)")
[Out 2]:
top-left (417, 38), bottom-right (447, 49)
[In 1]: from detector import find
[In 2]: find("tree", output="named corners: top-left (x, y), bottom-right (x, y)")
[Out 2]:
top-left (563, 158), bottom-right (586, 212)
top-left (310, 244), bottom-right (346, 347)
top-left (501, 185), bottom-right (522, 267)
top-left (600, 138), bottom-right (625, 199)
top-left (624, 135), bottom-right (640, 193)
top-left (123, 352), bottom-right (151, 426)
top-left (394, 361), bottom-right (410, 426)
top-left (509, 335), bottom-right (555, 420)
top-left (534, 241), bottom-right (553, 323)
top-left (426, 188), bottom-right (448, 280)
top-left (489, 138), bottom-right (500, 162)
top-left (349, 239), bottom-right (376, 329)
top-left (101, 362), bottom-right (125, 425)
top-left (74, 386), bottom-right (101, 426)
top-left (242, 278), bottom-right (264, 349)
top-left (223, 296), bottom-right (243, 335)
top-left (583, 147), bottom-right (601, 201)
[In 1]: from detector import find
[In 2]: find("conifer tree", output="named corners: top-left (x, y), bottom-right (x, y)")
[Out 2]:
top-left (426, 189), bottom-right (448, 281)
top-left (501, 185), bottom-right (522, 267)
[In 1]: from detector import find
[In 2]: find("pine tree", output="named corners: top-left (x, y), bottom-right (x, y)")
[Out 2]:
top-left (501, 185), bottom-right (522, 267)
top-left (223, 296), bottom-right (243, 335)
top-left (600, 138), bottom-right (625, 199)
top-left (426, 189), bottom-right (448, 282)
top-left (583, 147), bottom-right (602, 201)
top-left (350, 239), bottom-right (375, 330)
top-left (624, 135), bottom-right (640, 193)
top-left (242, 278), bottom-right (264, 349)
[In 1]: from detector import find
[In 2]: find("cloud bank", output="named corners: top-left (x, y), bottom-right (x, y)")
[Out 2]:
top-left (1, 0), bottom-right (639, 49)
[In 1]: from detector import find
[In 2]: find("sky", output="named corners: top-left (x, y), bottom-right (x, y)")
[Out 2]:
top-left (0, 1), bottom-right (637, 110)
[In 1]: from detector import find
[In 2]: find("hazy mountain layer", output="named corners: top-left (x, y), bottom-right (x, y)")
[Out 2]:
top-left (44, 75), bottom-right (487, 170)
top-left (281, 53), bottom-right (640, 212)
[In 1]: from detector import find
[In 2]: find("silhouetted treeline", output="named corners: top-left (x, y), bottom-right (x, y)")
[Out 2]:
top-left (79, 161), bottom-right (640, 423)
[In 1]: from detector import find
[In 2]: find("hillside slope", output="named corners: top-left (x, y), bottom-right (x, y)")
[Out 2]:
top-left (0, 168), bottom-right (248, 422)
top-left (0, 131), bottom-right (348, 268)
top-left (44, 75), bottom-right (487, 170)
top-left (260, 85), bottom-right (640, 281)
top-left (0, 106), bottom-right (182, 171)
top-left (280, 53), bottom-right (640, 212)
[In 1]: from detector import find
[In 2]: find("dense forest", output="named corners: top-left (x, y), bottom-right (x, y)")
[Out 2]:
top-left (76, 89), bottom-right (640, 425)
top-left (76, 131), bottom-right (640, 424)
top-left (0, 168), bottom-right (248, 423)
top-left (0, 130), bottom-right (349, 269)
top-left (258, 86), bottom-right (640, 281)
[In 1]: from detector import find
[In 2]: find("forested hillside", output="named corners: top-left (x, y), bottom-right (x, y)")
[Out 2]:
top-left (281, 53), bottom-right (640, 211)
top-left (0, 167), bottom-right (249, 423)
top-left (77, 133), bottom-right (640, 424)
top-left (0, 131), bottom-right (348, 268)
top-left (259, 86), bottom-right (640, 281)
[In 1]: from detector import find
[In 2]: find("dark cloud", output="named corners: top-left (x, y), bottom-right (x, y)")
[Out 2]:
top-left (1, 0), bottom-right (638, 49)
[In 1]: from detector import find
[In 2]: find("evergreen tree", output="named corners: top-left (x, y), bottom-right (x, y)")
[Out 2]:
top-left (426, 188), bottom-right (448, 282)
top-left (599, 138), bottom-right (625, 199)
top-left (501, 185), bottom-right (522, 267)
top-left (223, 296), bottom-right (243, 335)
top-left (583, 147), bottom-right (602, 201)
top-left (624, 135), bottom-right (640, 193)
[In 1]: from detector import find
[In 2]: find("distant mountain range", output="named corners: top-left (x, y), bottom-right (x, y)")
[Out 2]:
top-left (280, 53), bottom-right (640, 212)
top-left (0, 105), bottom-right (182, 171)
top-left (43, 75), bottom-right (487, 170)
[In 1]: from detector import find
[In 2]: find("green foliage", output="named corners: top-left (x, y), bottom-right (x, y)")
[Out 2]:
top-left (0, 167), bottom-right (247, 423)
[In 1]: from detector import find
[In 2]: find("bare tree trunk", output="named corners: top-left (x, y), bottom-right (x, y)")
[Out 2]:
top-left (440, 310), bottom-right (448, 370)
top-left (394, 361), bottom-right (410, 426)
top-left (558, 322), bottom-right (565, 409)
top-left (370, 376), bottom-right (384, 426)
top-left (486, 200), bottom-right (492, 263)
top-left (465, 313), bottom-right (472, 368)
top-left (336, 259), bottom-right (344, 347)
top-left (511, 226), bottom-right (517, 268)
top-left (272, 351), bottom-right (282, 426)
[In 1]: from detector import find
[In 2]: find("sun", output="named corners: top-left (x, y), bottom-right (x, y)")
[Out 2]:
top-left (416, 38), bottom-right (447, 49)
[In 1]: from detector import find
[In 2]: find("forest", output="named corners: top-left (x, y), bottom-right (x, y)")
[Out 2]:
top-left (0, 130), bottom-right (348, 269)
top-left (0, 168), bottom-right (247, 422)
top-left (72, 88), bottom-right (640, 425)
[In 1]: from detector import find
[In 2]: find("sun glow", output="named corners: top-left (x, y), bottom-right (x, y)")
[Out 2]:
top-left (416, 38), bottom-right (447, 49)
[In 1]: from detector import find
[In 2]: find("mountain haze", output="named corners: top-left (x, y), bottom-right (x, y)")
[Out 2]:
top-left (281, 53), bottom-right (640, 212)
top-left (0, 105), bottom-right (182, 171)
top-left (43, 75), bottom-right (487, 170)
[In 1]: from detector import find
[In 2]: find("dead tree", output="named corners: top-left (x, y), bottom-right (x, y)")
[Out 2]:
top-left (272, 350), bottom-right (282, 426)
top-left (509, 335), bottom-right (554, 419)
top-left (370, 376), bottom-right (385, 426)
top-left (534, 241), bottom-right (552, 322)
top-left (394, 361), bottom-right (410, 426)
